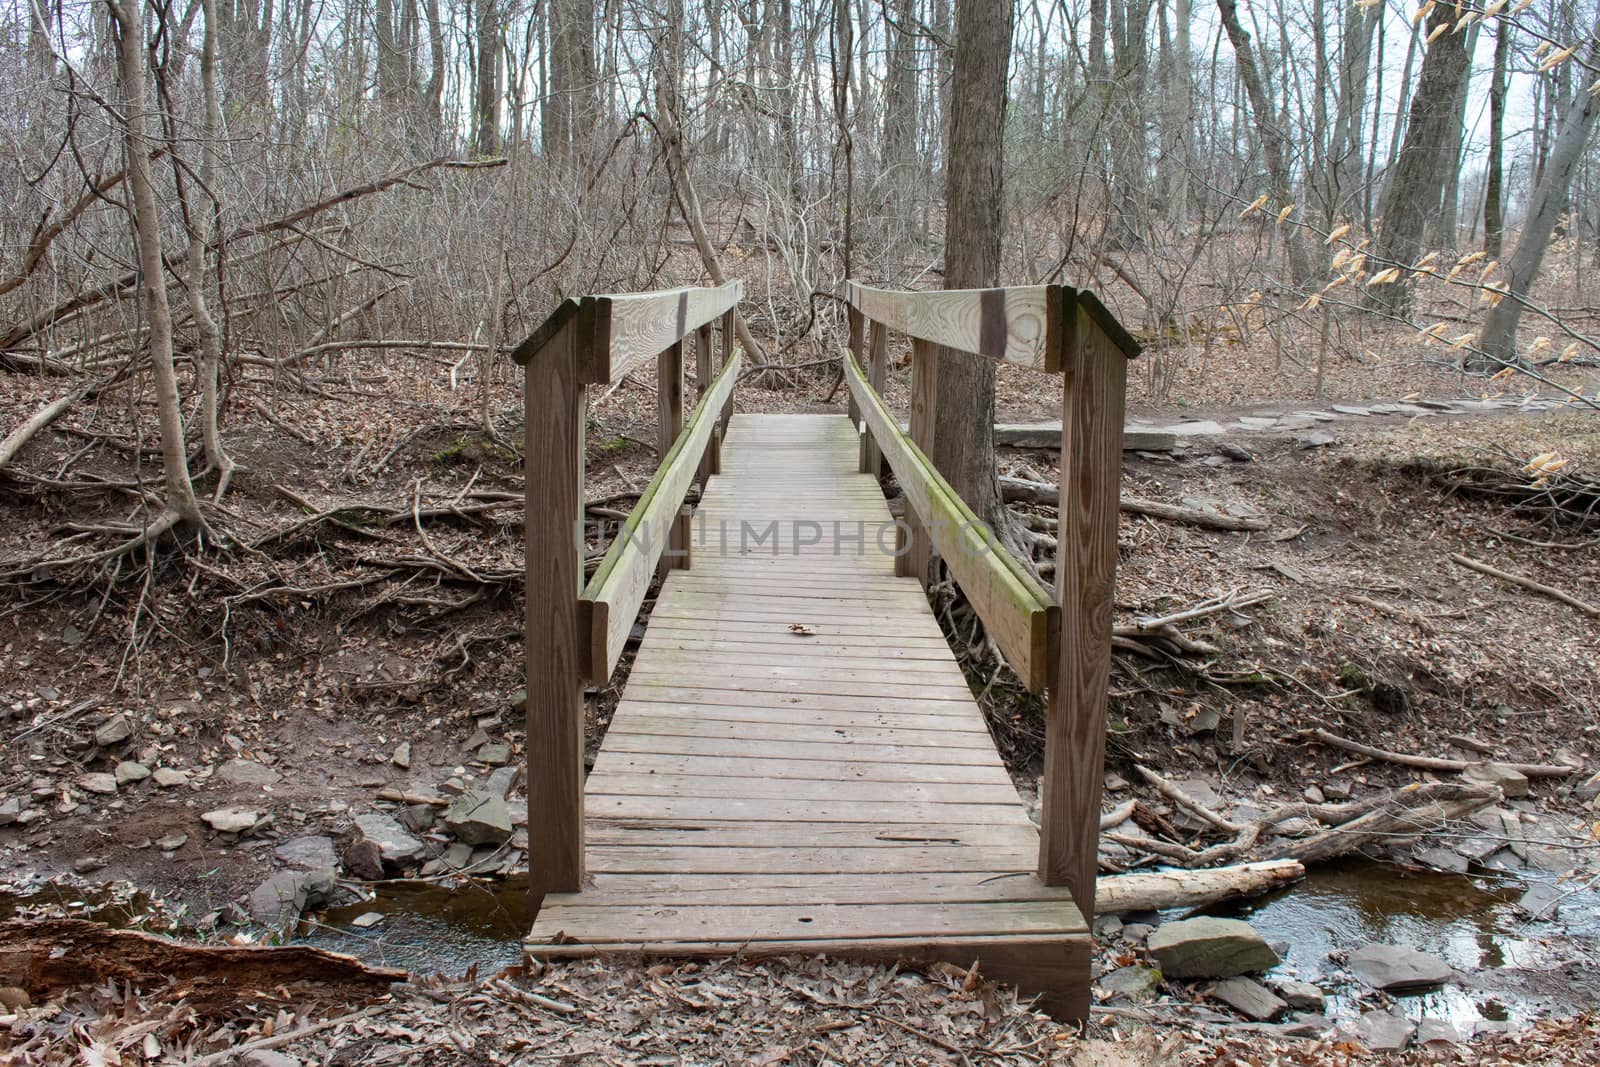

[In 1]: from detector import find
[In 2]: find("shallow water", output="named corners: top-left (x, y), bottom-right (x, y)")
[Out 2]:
top-left (1206, 859), bottom-right (1600, 1028)
top-left (296, 876), bottom-right (529, 976)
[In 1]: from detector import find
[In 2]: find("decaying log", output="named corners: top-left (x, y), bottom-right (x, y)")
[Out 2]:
top-left (1267, 781), bottom-right (1501, 864)
top-left (0, 919), bottom-right (404, 1013)
top-left (0, 388), bottom-right (85, 472)
top-left (1096, 859), bottom-right (1305, 914)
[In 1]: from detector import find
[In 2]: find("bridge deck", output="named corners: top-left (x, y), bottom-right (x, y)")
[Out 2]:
top-left (527, 413), bottom-right (1088, 1013)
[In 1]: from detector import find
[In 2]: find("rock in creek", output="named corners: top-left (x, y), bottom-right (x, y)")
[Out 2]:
top-left (1349, 944), bottom-right (1452, 991)
top-left (444, 791), bottom-right (514, 846)
top-left (1272, 978), bottom-right (1326, 1012)
top-left (1339, 1008), bottom-right (1415, 1052)
top-left (275, 834), bottom-right (339, 870)
top-left (1146, 917), bottom-right (1281, 979)
top-left (342, 838), bottom-right (385, 881)
top-left (1210, 977), bottom-right (1286, 1021)
top-left (1097, 966), bottom-right (1161, 1001)
top-left (353, 812), bottom-right (425, 864)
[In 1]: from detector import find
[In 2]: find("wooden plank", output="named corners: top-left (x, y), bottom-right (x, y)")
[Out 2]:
top-left (588, 750), bottom-right (1016, 786)
top-left (613, 686), bottom-right (988, 718)
top-left (533, 900), bottom-right (1082, 942)
top-left (597, 281), bottom-right (743, 384)
top-left (554, 871), bottom-right (1069, 906)
top-left (585, 794), bottom-right (1028, 825)
top-left (1038, 299), bottom-right (1127, 924)
top-left (863, 320), bottom-right (888, 477)
top-left (606, 715), bottom-right (994, 750)
top-left (609, 701), bottom-right (983, 733)
top-left (578, 351), bottom-right (741, 680)
top-left (585, 844), bottom-right (1038, 874)
top-left (846, 348), bottom-right (1059, 694)
top-left (619, 671), bottom-right (974, 703)
top-left (844, 280), bottom-right (1065, 372)
top-left (523, 314), bottom-right (585, 898)
top-left (602, 733), bottom-right (997, 765)
top-left (584, 773), bottom-right (1018, 805)
top-left (657, 339), bottom-right (683, 463)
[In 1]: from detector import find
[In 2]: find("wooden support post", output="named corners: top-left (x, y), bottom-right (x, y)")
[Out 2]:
top-left (709, 423), bottom-right (723, 476)
top-left (524, 317), bottom-right (587, 905)
top-left (658, 504), bottom-right (693, 579)
top-left (658, 339), bottom-right (684, 459)
top-left (720, 309), bottom-right (735, 363)
top-left (899, 337), bottom-right (937, 587)
top-left (696, 324), bottom-right (715, 485)
top-left (1038, 299), bottom-right (1126, 959)
top-left (863, 321), bottom-right (888, 478)
top-left (846, 307), bottom-right (865, 425)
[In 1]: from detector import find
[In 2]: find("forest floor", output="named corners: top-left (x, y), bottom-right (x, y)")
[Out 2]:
top-left (2, 330), bottom-right (1599, 1063)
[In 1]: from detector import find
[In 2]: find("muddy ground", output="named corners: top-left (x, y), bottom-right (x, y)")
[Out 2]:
top-left (2, 348), bottom-right (1599, 1062)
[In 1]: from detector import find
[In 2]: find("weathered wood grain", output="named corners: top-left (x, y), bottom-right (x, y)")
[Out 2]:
top-left (597, 281), bottom-right (743, 384)
top-left (844, 280), bottom-right (1065, 370)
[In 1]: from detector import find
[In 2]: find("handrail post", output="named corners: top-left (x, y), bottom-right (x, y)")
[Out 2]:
top-left (898, 337), bottom-right (937, 587)
top-left (695, 323), bottom-right (715, 486)
top-left (862, 321), bottom-right (888, 478)
top-left (719, 310), bottom-right (736, 433)
top-left (846, 306), bottom-right (864, 427)
top-left (1038, 295), bottom-right (1126, 941)
top-left (525, 311), bottom-right (587, 905)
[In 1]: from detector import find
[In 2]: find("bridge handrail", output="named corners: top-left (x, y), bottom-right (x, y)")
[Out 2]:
top-left (842, 278), bottom-right (1137, 925)
top-left (516, 282), bottom-right (740, 903)
top-left (579, 349), bottom-right (741, 680)
top-left (843, 347), bottom-right (1057, 693)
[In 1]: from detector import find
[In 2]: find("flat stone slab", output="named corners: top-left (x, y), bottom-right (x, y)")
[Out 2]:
top-left (354, 812), bottom-right (425, 862)
top-left (1330, 404), bottom-right (1371, 416)
top-left (1147, 917), bottom-right (1281, 979)
top-left (275, 835), bottom-right (339, 870)
top-left (1350, 944), bottom-right (1452, 991)
top-left (219, 759), bottom-right (282, 788)
top-left (1211, 976), bottom-right (1287, 1021)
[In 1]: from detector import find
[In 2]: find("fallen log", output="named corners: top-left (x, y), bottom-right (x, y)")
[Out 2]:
top-left (1095, 859), bottom-right (1305, 914)
top-left (1450, 551), bottom-right (1600, 618)
top-left (0, 388), bottom-right (84, 472)
top-left (1266, 781), bottom-right (1500, 864)
top-left (0, 918), bottom-right (404, 1014)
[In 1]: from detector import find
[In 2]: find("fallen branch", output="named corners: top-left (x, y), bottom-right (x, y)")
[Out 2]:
top-left (0, 388), bottom-right (86, 472)
top-left (1450, 551), bottom-right (1600, 617)
top-left (1309, 727), bottom-right (1577, 778)
top-left (1001, 477), bottom-right (1268, 530)
top-left (1267, 782), bottom-right (1501, 864)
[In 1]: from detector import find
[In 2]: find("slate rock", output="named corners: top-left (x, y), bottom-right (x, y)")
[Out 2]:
top-left (1349, 944), bottom-right (1452, 991)
top-left (392, 742), bottom-right (412, 769)
top-left (1146, 917), bottom-right (1281, 978)
top-left (1098, 966), bottom-right (1161, 1001)
top-left (156, 832), bottom-right (188, 851)
top-left (93, 714), bottom-right (132, 748)
top-left (475, 742), bottom-right (512, 766)
top-left (0, 797), bottom-right (26, 826)
top-left (219, 759), bottom-right (281, 788)
top-left (1462, 761), bottom-right (1530, 798)
top-left (442, 842), bottom-right (475, 869)
top-left (1272, 979), bottom-right (1326, 1012)
top-left (241, 1050), bottom-right (303, 1067)
top-left (1516, 882), bottom-right (1562, 920)
top-left (1122, 923), bottom-right (1154, 942)
top-left (249, 871), bottom-right (309, 929)
top-left (152, 767), bottom-right (190, 788)
top-left (1414, 846), bottom-right (1469, 874)
top-left (1276, 1014), bottom-right (1334, 1038)
top-left (114, 761), bottom-right (150, 785)
top-left (343, 838), bottom-right (385, 880)
top-left (1342, 1009), bottom-right (1415, 1052)
top-left (444, 791), bottom-right (514, 846)
top-left (202, 807), bottom-right (262, 834)
top-left (275, 835), bottom-right (339, 870)
top-left (1416, 1018), bottom-right (1462, 1045)
top-left (1211, 977), bottom-right (1286, 1021)
top-left (354, 812), bottom-right (424, 862)
top-left (77, 773), bottom-right (118, 795)
top-left (1295, 429), bottom-right (1337, 449)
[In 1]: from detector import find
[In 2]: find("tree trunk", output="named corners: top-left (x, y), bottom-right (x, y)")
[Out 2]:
top-left (1215, 0), bottom-right (1310, 285)
top-left (475, 0), bottom-right (501, 156)
top-left (545, 0), bottom-right (597, 166)
top-left (926, 0), bottom-right (1013, 532)
top-left (1369, 3), bottom-right (1471, 313)
top-left (109, 0), bottom-right (200, 523)
top-left (1431, 19), bottom-right (1479, 245)
top-left (1328, 4), bottom-right (1375, 215)
top-left (881, 0), bottom-right (918, 235)
top-left (1484, 16), bottom-right (1510, 258)
top-left (191, 0), bottom-right (233, 497)
top-left (1478, 32), bottom-right (1600, 365)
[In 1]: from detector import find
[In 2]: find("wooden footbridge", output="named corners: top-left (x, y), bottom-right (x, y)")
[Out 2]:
top-left (512, 280), bottom-right (1136, 1017)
